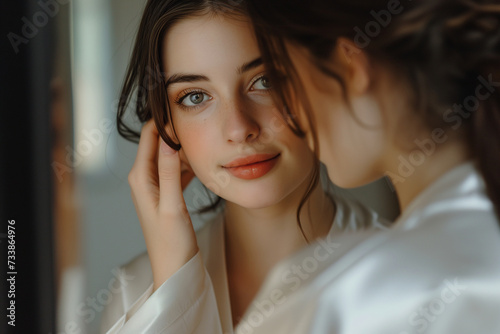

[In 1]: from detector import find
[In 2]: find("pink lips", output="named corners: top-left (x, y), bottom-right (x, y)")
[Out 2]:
top-left (223, 153), bottom-right (280, 180)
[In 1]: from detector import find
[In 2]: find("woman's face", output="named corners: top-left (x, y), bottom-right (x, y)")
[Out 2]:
top-left (162, 15), bottom-right (315, 209)
top-left (285, 44), bottom-right (388, 188)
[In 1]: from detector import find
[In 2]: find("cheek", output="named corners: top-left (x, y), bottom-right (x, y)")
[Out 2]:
top-left (173, 120), bottom-right (214, 174)
top-left (282, 51), bottom-right (388, 187)
top-left (319, 108), bottom-right (385, 187)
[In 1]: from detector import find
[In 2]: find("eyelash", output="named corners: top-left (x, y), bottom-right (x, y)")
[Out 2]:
top-left (172, 73), bottom-right (271, 111)
top-left (249, 74), bottom-right (271, 92)
top-left (173, 88), bottom-right (210, 111)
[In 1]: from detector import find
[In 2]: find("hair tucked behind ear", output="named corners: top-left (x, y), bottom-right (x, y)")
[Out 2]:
top-left (117, 0), bottom-right (246, 213)
top-left (248, 0), bottom-right (500, 223)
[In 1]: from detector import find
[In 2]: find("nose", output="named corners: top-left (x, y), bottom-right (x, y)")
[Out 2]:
top-left (223, 100), bottom-right (260, 144)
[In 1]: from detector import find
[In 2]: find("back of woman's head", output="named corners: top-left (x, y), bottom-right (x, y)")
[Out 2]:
top-left (248, 0), bottom-right (500, 221)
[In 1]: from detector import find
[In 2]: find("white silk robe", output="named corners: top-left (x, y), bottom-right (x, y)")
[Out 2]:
top-left (101, 162), bottom-right (500, 333)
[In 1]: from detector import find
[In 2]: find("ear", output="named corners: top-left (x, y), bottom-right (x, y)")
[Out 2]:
top-left (333, 37), bottom-right (371, 96)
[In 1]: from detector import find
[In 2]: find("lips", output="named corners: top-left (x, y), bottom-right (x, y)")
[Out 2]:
top-left (222, 153), bottom-right (280, 180)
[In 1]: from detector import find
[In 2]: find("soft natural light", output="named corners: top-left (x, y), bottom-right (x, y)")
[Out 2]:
top-left (72, 0), bottom-right (114, 174)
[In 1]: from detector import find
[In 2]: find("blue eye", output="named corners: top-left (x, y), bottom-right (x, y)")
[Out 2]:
top-left (251, 76), bottom-right (272, 90)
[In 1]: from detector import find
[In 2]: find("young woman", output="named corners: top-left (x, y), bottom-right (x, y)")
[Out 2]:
top-left (245, 0), bottom-right (500, 333)
top-left (100, 1), bottom-right (391, 333)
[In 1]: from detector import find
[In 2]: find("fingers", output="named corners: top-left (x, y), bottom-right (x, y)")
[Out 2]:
top-left (128, 120), bottom-right (159, 215)
top-left (130, 119), bottom-right (192, 223)
top-left (157, 138), bottom-right (190, 223)
top-left (128, 120), bottom-right (198, 290)
top-left (133, 119), bottom-right (158, 171)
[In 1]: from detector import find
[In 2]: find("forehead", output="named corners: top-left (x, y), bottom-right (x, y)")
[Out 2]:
top-left (162, 15), bottom-right (259, 75)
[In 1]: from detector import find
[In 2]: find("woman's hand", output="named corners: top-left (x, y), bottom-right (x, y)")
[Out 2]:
top-left (128, 120), bottom-right (198, 291)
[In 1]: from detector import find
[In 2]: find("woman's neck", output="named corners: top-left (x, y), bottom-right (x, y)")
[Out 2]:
top-left (224, 175), bottom-right (334, 327)
top-left (223, 174), bottom-right (335, 280)
top-left (386, 137), bottom-right (471, 213)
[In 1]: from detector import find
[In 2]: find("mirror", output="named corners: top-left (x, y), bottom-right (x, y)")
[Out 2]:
top-left (4, 1), bottom-right (400, 333)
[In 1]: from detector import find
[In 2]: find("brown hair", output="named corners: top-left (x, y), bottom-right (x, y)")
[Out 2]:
top-left (248, 0), bottom-right (500, 222)
top-left (117, 0), bottom-right (321, 240)
top-left (117, 0), bottom-right (245, 146)
top-left (117, 0), bottom-right (248, 213)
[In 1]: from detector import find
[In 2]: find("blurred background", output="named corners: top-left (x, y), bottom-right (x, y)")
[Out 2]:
top-left (1, 1), bottom-right (399, 333)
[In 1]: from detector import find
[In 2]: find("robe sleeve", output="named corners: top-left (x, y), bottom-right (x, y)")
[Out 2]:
top-left (100, 252), bottom-right (223, 334)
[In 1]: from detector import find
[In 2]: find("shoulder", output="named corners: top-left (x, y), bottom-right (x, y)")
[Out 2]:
top-left (331, 208), bottom-right (500, 287)
top-left (308, 212), bottom-right (500, 332)
top-left (317, 209), bottom-right (500, 319)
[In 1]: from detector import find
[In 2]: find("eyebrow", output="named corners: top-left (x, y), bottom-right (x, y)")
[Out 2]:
top-left (165, 57), bottom-right (263, 87)
top-left (237, 57), bottom-right (263, 74)
top-left (165, 74), bottom-right (209, 87)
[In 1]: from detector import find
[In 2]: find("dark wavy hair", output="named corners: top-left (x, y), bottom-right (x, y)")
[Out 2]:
top-left (117, 0), bottom-right (321, 241)
top-left (247, 0), bottom-right (500, 223)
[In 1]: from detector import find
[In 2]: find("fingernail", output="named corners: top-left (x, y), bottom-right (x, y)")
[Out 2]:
top-left (160, 140), bottom-right (176, 155)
